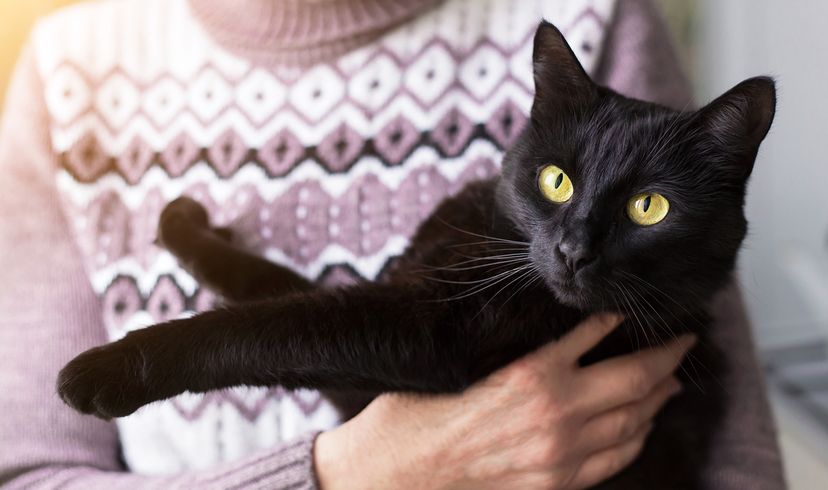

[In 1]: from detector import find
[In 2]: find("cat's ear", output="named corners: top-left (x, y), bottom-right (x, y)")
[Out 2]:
top-left (531, 21), bottom-right (596, 118)
top-left (694, 76), bottom-right (777, 178)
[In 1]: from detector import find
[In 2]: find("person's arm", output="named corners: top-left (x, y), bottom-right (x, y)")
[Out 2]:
top-left (0, 41), bottom-right (318, 490)
top-left (594, 1), bottom-right (786, 488)
top-left (314, 315), bottom-right (694, 490)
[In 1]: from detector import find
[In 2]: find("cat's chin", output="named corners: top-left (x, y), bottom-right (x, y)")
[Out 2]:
top-left (545, 279), bottom-right (594, 310)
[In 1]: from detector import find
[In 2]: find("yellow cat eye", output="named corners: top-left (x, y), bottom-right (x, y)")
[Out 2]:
top-left (539, 165), bottom-right (573, 203)
top-left (626, 193), bottom-right (670, 226)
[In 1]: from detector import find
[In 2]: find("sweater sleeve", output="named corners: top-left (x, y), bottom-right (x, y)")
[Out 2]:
top-left (0, 41), bottom-right (319, 490)
top-left (594, 1), bottom-right (787, 489)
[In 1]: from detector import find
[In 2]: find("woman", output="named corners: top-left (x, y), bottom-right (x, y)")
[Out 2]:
top-left (0, 0), bottom-right (784, 488)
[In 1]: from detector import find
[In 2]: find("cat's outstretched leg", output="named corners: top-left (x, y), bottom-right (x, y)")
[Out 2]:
top-left (57, 284), bottom-right (471, 419)
top-left (157, 196), bottom-right (313, 302)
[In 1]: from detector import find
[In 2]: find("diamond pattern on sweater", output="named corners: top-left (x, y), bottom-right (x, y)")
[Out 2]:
top-left (431, 108), bottom-right (474, 156)
top-left (374, 116), bottom-right (420, 165)
top-left (317, 124), bottom-right (365, 172)
top-left (188, 68), bottom-right (233, 121)
top-left (95, 72), bottom-right (140, 129)
top-left (258, 129), bottom-right (305, 176)
top-left (45, 64), bottom-right (91, 124)
top-left (65, 133), bottom-right (110, 182)
top-left (146, 275), bottom-right (186, 323)
top-left (289, 66), bottom-right (345, 121)
top-left (143, 77), bottom-right (186, 127)
top-left (486, 99), bottom-right (527, 148)
top-left (348, 54), bottom-right (402, 113)
top-left (208, 129), bottom-right (248, 178)
top-left (235, 69), bottom-right (287, 124)
top-left (117, 137), bottom-right (154, 184)
top-left (161, 132), bottom-right (201, 177)
top-left (459, 44), bottom-right (507, 100)
top-left (403, 43), bottom-right (456, 105)
top-left (171, 392), bottom-right (216, 421)
top-left (103, 276), bottom-right (142, 331)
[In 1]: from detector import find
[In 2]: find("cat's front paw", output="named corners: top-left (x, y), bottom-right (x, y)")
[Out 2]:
top-left (156, 196), bottom-right (233, 250)
top-left (57, 342), bottom-right (149, 419)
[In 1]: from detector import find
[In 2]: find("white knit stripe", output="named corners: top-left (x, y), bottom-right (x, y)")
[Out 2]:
top-left (46, 79), bottom-right (534, 153)
top-left (89, 250), bottom-right (198, 297)
top-left (116, 389), bottom-right (338, 476)
top-left (35, 0), bottom-right (611, 154)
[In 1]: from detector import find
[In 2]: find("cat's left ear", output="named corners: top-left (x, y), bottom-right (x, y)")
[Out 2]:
top-left (694, 76), bottom-right (777, 178)
top-left (531, 21), bottom-right (597, 119)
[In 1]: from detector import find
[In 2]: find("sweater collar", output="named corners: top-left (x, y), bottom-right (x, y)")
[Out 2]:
top-left (187, 0), bottom-right (442, 66)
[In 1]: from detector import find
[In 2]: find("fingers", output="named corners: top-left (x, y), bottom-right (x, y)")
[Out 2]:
top-left (575, 334), bottom-right (696, 413)
top-left (568, 422), bottom-right (652, 490)
top-left (575, 376), bottom-right (681, 454)
top-left (552, 313), bottom-right (624, 363)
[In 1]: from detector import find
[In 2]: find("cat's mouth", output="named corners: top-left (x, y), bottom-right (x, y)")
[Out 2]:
top-left (544, 276), bottom-right (594, 309)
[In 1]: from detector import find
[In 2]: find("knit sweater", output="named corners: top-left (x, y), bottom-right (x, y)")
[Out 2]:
top-left (0, 0), bottom-right (785, 488)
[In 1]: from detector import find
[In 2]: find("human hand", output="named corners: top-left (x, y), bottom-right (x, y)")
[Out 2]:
top-left (314, 313), bottom-right (695, 490)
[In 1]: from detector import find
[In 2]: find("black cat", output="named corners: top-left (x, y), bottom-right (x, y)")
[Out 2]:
top-left (57, 21), bottom-right (776, 488)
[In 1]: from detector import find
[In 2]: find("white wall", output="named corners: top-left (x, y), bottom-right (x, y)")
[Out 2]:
top-left (696, 0), bottom-right (828, 347)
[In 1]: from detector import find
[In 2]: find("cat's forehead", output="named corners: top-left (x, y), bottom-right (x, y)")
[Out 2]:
top-left (572, 109), bottom-right (689, 188)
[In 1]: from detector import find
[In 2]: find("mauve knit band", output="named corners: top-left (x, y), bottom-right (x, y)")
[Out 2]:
top-left (187, 0), bottom-right (443, 65)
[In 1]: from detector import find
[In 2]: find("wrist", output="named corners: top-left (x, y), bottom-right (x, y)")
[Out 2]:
top-left (313, 395), bottom-right (447, 490)
top-left (313, 426), bottom-right (353, 490)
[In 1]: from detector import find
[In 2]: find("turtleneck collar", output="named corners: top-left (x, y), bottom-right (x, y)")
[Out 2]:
top-left (187, 0), bottom-right (443, 66)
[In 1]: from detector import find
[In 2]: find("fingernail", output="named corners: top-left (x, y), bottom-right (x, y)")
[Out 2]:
top-left (669, 378), bottom-right (683, 395)
top-left (603, 312), bottom-right (624, 326)
top-left (681, 334), bottom-right (698, 349)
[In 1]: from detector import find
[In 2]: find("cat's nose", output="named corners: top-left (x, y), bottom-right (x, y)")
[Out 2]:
top-left (555, 240), bottom-right (596, 274)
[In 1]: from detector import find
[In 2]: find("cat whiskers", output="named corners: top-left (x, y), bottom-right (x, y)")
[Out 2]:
top-left (435, 218), bottom-right (530, 247)
top-left (608, 279), bottom-right (645, 351)
top-left (619, 272), bottom-right (728, 392)
top-left (618, 270), bottom-right (708, 329)
top-left (415, 223), bottom-right (536, 302)
top-left (416, 252), bottom-right (530, 274)
top-left (611, 272), bottom-right (715, 392)
top-left (476, 262), bottom-right (542, 320)
top-left (419, 258), bottom-right (531, 284)
top-left (437, 262), bottom-right (536, 302)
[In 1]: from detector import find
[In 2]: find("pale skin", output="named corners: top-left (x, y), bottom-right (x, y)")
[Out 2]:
top-left (314, 314), bottom-right (696, 490)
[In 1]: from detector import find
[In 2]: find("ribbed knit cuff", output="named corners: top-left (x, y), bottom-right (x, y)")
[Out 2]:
top-left (4, 432), bottom-right (321, 490)
top-left (188, 431), bottom-right (321, 489)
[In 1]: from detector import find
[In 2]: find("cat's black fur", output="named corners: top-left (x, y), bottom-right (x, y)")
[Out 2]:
top-left (57, 22), bottom-right (776, 488)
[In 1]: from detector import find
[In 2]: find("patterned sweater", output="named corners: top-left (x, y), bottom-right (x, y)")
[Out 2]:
top-left (0, 0), bottom-right (785, 488)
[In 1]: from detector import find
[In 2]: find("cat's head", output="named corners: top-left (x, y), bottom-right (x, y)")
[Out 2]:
top-left (497, 21), bottom-right (776, 314)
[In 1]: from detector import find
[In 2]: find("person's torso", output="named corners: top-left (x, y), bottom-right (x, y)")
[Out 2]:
top-left (32, 0), bottom-right (613, 474)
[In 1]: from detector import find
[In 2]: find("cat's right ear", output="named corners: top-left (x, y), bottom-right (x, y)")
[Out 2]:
top-left (531, 21), bottom-right (597, 119)
top-left (693, 76), bottom-right (777, 179)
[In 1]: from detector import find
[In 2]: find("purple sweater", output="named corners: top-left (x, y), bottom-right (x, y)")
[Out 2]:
top-left (0, 0), bottom-right (785, 488)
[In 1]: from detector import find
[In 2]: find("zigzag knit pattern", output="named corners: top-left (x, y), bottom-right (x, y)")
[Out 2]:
top-left (31, 0), bottom-right (615, 474)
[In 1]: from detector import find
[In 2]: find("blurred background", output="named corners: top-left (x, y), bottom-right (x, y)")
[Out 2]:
top-left (2, 0), bottom-right (826, 487)
top-left (662, 1), bottom-right (828, 488)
